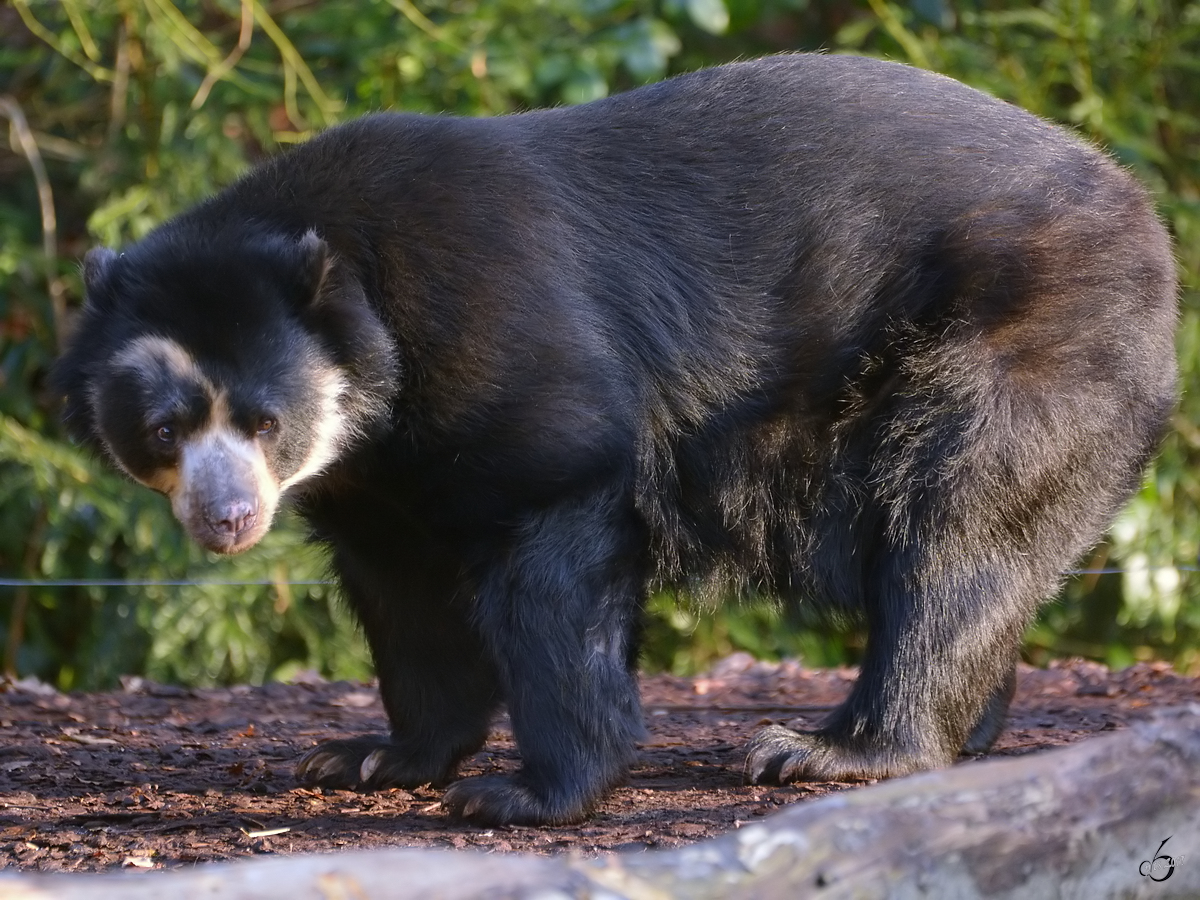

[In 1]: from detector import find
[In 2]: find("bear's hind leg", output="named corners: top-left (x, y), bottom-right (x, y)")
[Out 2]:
top-left (750, 324), bottom-right (1167, 784)
top-left (961, 659), bottom-right (1018, 754)
top-left (746, 559), bottom-right (1030, 784)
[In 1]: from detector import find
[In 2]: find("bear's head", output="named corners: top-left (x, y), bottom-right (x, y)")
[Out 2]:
top-left (51, 229), bottom-right (398, 554)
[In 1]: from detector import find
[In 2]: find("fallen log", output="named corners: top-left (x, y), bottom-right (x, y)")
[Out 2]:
top-left (3, 705), bottom-right (1198, 900)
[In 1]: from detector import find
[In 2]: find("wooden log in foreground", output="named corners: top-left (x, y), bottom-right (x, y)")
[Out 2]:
top-left (3, 705), bottom-right (1198, 900)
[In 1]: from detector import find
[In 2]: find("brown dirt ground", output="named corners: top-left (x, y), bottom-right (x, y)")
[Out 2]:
top-left (1, 654), bottom-right (1197, 873)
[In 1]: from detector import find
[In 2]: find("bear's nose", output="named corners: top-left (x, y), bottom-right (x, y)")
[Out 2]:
top-left (209, 500), bottom-right (258, 536)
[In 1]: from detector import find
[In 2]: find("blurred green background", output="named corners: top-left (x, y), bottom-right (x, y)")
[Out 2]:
top-left (1, 0), bottom-right (1197, 689)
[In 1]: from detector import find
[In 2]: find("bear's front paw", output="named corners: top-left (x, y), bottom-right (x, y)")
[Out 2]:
top-left (295, 735), bottom-right (390, 789)
top-left (442, 774), bottom-right (587, 826)
top-left (295, 735), bottom-right (452, 790)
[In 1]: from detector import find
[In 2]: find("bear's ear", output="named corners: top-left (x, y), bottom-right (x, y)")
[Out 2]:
top-left (293, 229), bottom-right (332, 305)
top-left (81, 247), bottom-right (121, 311)
top-left (83, 247), bottom-right (117, 288)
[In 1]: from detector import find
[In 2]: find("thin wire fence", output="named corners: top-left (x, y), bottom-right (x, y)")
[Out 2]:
top-left (0, 579), bottom-right (333, 587)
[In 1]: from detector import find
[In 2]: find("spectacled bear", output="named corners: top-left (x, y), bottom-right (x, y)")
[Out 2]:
top-left (51, 54), bottom-right (1178, 826)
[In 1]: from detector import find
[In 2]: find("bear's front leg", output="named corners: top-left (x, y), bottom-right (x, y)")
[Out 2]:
top-left (442, 489), bottom-right (649, 826)
top-left (296, 529), bottom-right (503, 792)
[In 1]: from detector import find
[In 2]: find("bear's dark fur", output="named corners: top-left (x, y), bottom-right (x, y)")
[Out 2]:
top-left (52, 54), bottom-right (1178, 825)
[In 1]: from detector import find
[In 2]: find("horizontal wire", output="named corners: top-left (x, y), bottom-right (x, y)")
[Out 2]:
top-left (1072, 567), bottom-right (1200, 575)
top-left (1, 567), bottom-right (1199, 588)
top-left (0, 579), bottom-right (333, 588)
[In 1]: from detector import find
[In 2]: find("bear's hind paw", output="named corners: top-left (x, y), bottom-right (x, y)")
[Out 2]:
top-left (744, 724), bottom-right (919, 785)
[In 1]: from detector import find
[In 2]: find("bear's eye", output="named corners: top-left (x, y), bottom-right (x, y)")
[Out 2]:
top-left (155, 424), bottom-right (176, 444)
top-left (256, 417), bottom-right (277, 437)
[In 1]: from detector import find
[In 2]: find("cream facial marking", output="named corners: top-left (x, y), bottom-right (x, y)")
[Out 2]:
top-left (111, 334), bottom-right (201, 383)
top-left (278, 367), bottom-right (350, 493)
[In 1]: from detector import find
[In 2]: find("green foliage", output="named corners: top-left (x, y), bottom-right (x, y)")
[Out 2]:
top-left (2, 0), bottom-right (1198, 686)
top-left (640, 591), bottom-right (864, 674)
